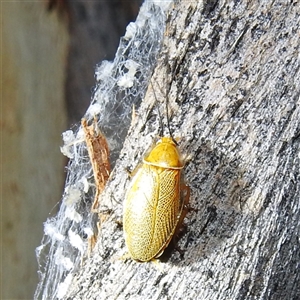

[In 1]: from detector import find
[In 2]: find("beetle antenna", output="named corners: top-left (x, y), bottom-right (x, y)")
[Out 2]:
top-left (165, 89), bottom-right (178, 145)
top-left (150, 79), bottom-right (178, 145)
top-left (150, 80), bottom-right (164, 138)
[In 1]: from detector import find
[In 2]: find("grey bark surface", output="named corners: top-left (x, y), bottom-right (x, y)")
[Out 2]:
top-left (66, 1), bottom-right (300, 299)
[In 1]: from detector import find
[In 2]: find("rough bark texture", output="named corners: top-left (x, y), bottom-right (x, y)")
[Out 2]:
top-left (66, 0), bottom-right (300, 299)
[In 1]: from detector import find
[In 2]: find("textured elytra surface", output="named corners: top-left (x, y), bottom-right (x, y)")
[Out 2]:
top-left (124, 164), bottom-right (182, 261)
top-left (66, 0), bottom-right (300, 299)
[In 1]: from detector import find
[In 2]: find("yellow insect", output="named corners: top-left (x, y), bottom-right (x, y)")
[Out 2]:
top-left (123, 137), bottom-right (189, 262)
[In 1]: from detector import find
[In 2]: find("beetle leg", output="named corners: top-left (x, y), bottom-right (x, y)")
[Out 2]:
top-left (181, 184), bottom-right (198, 214)
top-left (117, 253), bottom-right (133, 262)
top-left (125, 162), bottom-right (143, 178)
top-left (180, 184), bottom-right (191, 219)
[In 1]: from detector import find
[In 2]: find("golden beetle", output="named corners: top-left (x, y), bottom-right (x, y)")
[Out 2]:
top-left (123, 137), bottom-right (189, 262)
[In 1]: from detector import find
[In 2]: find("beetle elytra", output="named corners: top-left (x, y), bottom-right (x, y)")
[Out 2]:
top-left (123, 137), bottom-right (189, 262)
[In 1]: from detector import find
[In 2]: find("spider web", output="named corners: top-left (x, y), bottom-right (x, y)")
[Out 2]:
top-left (34, 1), bottom-right (172, 299)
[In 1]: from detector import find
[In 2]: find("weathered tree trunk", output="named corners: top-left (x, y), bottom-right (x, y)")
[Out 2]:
top-left (66, 0), bottom-right (300, 299)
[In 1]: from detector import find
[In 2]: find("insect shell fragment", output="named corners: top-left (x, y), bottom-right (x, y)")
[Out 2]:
top-left (123, 137), bottom-right (187, 262)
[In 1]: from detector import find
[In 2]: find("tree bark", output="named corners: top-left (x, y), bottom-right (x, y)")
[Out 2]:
top-left (66, 0), bottom-right (300, 299)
